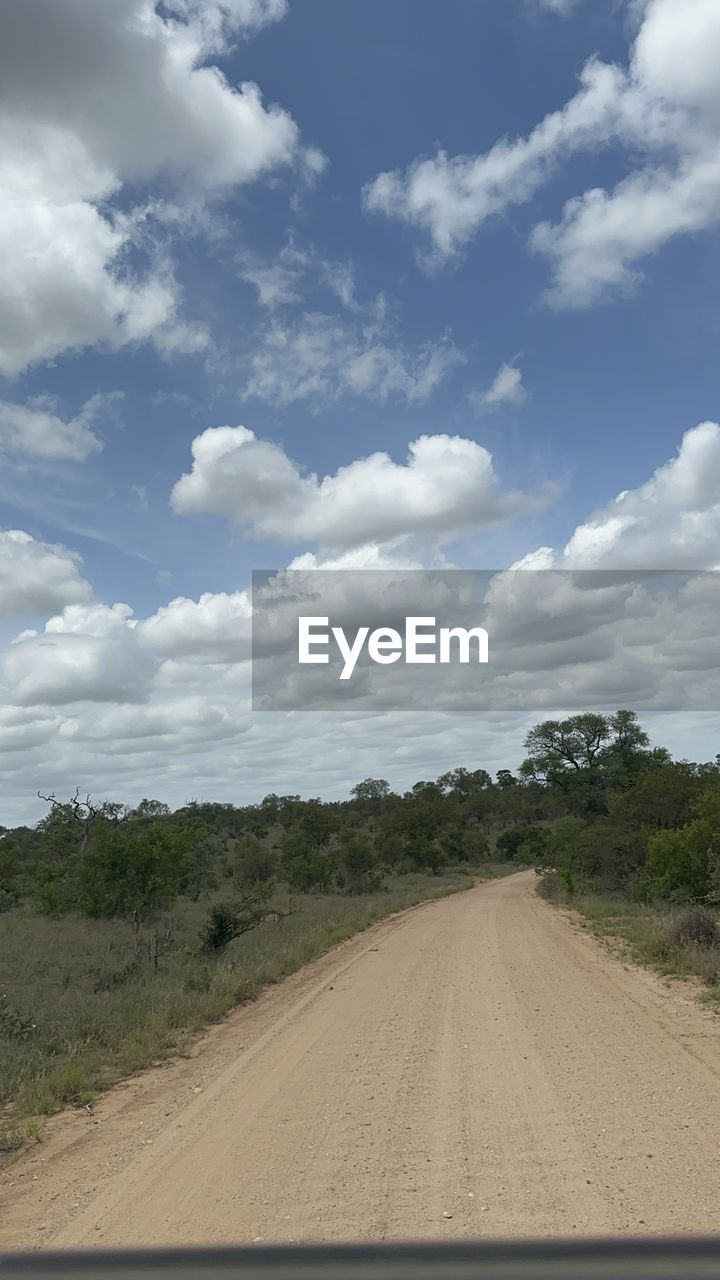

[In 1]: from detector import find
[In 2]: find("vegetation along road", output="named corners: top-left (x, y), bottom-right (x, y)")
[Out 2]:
top-left (1, 868), bottom-right (719, 1248)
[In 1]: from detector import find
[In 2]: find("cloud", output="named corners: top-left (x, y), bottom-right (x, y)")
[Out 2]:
top-left (530, 0), bottom-right (578, 12)
top-left (252, 562), bottom-right (720, 720)
top-left (243, 311), bottom-right (462, 406)
top-left (6, 603), bottom-right (157, 707)
top-left (139, 591), bottom-right (252, 662)
top-left (287, 545), bottom-right (430, 572)
top-left (531, 148), bottom-right (720, 308)
top-left (5, 412), bottom-right (720, 818)
top-left (469, 362), bottom-right (528, 412)
top-left (0, 672), bottom-right (534, 828)
top-left (364, 0), bottom-right (720, 305)
top-left (363, 58), bottom-right (625, 263)
top-left (238, 241), bottom-right (313, 309)
top-left (0, 0), bottom-right (312, 374)
top-left (3, 593), bottom-right (253, 711)
top-left (559, 421), bottom-right (720, 569)
top-left (5, 631), bottom-right (154, 708)
top-left (0, 392), bottom-right (122, 462)
top-left (237, 245), bottom-right (455, 405)
top-left (163, 1), bottom-right (289, 47)
top-left (513, 421), bottom-right (720, 572)
top-left (239, 240), bottom-right (359, 313)
top-left (171, 425), bottom-right (547, 549)
top-left (0, 530), bottom-right (92, 619)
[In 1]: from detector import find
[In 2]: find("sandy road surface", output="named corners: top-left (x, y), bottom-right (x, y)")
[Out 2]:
top-left (2, 870), bottom-right (720, 1248)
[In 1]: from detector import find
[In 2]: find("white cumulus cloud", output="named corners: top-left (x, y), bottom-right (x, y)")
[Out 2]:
top-left (516, 421), bottom-right (720, 571)
top-left (6, 603), bottom-right (156, 707)
top-left (139, 591), bottom-right (252, 662)
top-left (0, 0), bottom-right (311, 374)
top-left (0, 531), bottom-right (92, 619)
top-left (561, 421), bottom-right (720, 568)
top-left (171, 425), bottom-right (547, 549)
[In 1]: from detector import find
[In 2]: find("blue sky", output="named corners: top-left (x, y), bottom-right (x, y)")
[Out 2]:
top-left (1, 0), bottom-right (719, 820)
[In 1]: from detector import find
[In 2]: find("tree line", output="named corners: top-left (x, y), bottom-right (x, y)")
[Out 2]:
top-left (1, 709), bottom-right (718, 933)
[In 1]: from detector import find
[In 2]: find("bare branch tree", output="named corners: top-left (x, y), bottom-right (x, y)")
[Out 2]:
top-left (37, 788), bottom-right (129, 855)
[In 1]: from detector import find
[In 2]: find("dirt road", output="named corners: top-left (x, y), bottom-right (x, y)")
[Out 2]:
top-left (2, 870), bottom-right (720, 1248)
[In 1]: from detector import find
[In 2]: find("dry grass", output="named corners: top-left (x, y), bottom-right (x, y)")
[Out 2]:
top-left (537, 878), bottom-right (720, 1007)
top-left (0, 865), bottom-right (514, 1139)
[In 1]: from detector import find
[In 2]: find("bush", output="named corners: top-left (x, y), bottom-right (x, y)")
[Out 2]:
top-left (283, 848), bottom-right (336, 892)
top-left (497, 824), bottom-right (547, 862)
top-left (232, 835), bottom-right (277, 887)
top-left (665, 909), bottom-right (719, 950)
top-left (458, 827), bottom-right (491, 864)
top-left (0, 987), bottom-right (36, 1041)
top-left (199, 889), bottom-right (270, 952)
top-left (646, 827), bottom-right (710, 902)
top-left (336, 831), bottom-right (386, 893)
top-left (536, 873), bottom-right (563, 901)
top-left (200, 903), bottom-right (240, 952)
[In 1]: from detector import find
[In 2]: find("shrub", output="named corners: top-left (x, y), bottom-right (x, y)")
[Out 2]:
top-left (234, 835), bottom-right (278, 886)
top-left (283, 849), bottom-right (336, 892)
top-left (497, 824), bottom-right (547, 862)
top-left (0, 987), bottom-right (36, 1041)
top-left (665, 909), bottom-right (719, 950)
top-left (336, 831), bottom-right (386, 893)
top-left (646, 827), bottom-right (710, 902)
top-left (201, 903), bottom-right (241, 951)
top-left (199, 889), bottom-right (270, 952)
top-left (77, 822), bottom-right (200, 919)
top-left (458, 827), bottom-right (491, 864)
top-left (0, 1126), bottom-right (24, 1154)
top-left (536, 873), bottom-right (563, 901)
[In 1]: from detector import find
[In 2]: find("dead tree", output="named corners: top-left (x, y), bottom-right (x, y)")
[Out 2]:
top-left (37, 787), bottom-right (129, 855)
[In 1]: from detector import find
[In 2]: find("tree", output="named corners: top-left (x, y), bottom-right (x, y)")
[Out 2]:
top-left (76, 822), bottom-right (199, 919)
top-left (496, 769), bottom-right (518, 790)
top-left (458, 825), bottom-right (491, 864)
top-left (437, 768), bottom-right (491, 799)
top-left (415, 843), bottom-right (447, 875)
top-left (297, 800), bottom-right (338, 850)
top-left (131, 799), bottom-right (171, 819)
top-left (606, 709), bottom-right (649, 759)
top-left (396, 790), bottom-right (448, 865)
top-left (608, 762), bottom-right (705, 831)
top-left (279, 830), bottom-right (336, 892)
top-left (520, 712), bottom-right (658, 814)
top-left (234, 834), bottom-right (278, 886)
top-left (350, 779), bottom-right (391, 804)
top-left (645, 828), bottom-right (709, 902)
top-left (496, 824), bottom-right (547, 862)
top-left (336, 830), bottom-right (384, 893)
top-left (37, 789), bottom-right (129, 857)
top-left (521, 714), bottom-right (611, 782)
top-left (600, 711), bottom-right (669, 789)
top-left (645, 782), bottom-right (720, 902)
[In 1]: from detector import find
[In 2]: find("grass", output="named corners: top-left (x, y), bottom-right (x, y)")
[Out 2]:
top-left (538, 879), bottom-right (720, 1009)
top-left (0, 864), bottom-right (515, 1144)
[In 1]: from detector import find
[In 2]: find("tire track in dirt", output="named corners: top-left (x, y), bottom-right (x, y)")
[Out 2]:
top-left (1, 870), bottom-right (719, 1248)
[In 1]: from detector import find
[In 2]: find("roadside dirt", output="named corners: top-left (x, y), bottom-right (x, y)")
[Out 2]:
top-left (1, 869), bottom-right (719, 1248)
